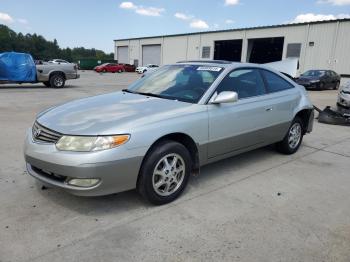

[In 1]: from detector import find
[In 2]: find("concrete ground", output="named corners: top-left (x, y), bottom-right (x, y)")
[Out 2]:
top-left (0, 71), bottom-right (349, 262)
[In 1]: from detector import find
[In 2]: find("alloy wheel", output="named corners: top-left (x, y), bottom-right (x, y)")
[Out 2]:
top-left (288, 122), bottom-right (302, 149)
top-left (152, 153), bottom-right (185, 196)
top-left (54, 77), bottom-right (63, 87)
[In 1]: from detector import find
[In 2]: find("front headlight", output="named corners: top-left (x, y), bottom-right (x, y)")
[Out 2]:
top-left (56, 135), bottom-right (130, 152)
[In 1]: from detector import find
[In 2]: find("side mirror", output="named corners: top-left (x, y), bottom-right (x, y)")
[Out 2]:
top-left (211, 91), bottom-right (238, 104)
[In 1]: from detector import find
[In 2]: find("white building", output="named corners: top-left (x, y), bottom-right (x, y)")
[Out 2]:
top-left (114, 19), bottom-right (350, 76)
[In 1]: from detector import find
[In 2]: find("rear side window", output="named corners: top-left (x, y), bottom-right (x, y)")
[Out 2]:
top-left (261, 70), bottom-right (294, 93)
top-left (216, 69), bottom-right (266, 99)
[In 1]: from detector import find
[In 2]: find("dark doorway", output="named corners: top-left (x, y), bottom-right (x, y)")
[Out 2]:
top-left (247, 37), bottom-right (284, 63)
top-left (214, 40), bottom-right (243, 62)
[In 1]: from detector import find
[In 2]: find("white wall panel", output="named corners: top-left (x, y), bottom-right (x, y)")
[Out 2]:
top-left (115, 20), bottom-right (350, 74)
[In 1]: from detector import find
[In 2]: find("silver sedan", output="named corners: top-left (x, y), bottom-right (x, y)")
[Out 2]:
top-left (24, 61), bottom-right (314, 205)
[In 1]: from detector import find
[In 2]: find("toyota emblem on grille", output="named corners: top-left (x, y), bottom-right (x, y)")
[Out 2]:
top-left (34, 129), bottom-right (41, 138)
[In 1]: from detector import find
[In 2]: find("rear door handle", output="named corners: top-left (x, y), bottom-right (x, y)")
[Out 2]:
top-left (265, 108), bottom-right (273, 112)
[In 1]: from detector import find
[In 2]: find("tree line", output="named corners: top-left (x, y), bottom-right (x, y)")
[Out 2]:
top-left (0, 24), bottom-right (114, 62)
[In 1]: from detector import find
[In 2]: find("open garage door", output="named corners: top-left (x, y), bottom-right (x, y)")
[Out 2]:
top-left (214, 40), bottom-right (242, 62)
top-left (247, 37), bottom-right (284, 64)
top-left (142, 45), bottom-right (161, 66)
top-left (117, 46), bottom-right (129, 64)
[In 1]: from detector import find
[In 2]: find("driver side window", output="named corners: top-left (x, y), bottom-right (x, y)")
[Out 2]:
top-left (216, 68), bottom-right (266, 99)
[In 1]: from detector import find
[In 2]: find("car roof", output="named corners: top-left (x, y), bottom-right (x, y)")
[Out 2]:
top-left (173, 60), bottom-right (299, 81)
top-left (175, 60), bottom-right (276, 70)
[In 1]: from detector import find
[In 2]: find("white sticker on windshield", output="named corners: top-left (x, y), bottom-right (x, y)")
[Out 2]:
top-left (197, 67), bottom-right (222, 72)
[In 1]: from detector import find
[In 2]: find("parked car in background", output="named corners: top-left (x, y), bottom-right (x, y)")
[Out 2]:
top-left (136, 64), bottom-right (159, 74)
top-left (48, 59), bottom-right (70, 64)
top-left (25, 61), bottom-right (314, 205)
top-left (94, 63), bottom-right (129, 73)
top-left (338, 81), bottom-right (350, 108)
top-left (296, 70), bottom-right (340, 90)
top-left (119, 63), bottom-right (136, 72)
top-left (94, 63), bottom-right (123, 73)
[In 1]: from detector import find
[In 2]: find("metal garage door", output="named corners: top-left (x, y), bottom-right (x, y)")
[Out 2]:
top-left (117, 46), bottom-right (129, 64)
top-left (142, 45), bottom-right (161, 66)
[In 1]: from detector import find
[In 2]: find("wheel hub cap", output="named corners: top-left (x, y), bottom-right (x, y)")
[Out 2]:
top-left (54, 77), bottom-right (63, 86)
top-left (152, 153), bottom-right (185, 196)
top-left (288, 123), bottom-right (302, 149)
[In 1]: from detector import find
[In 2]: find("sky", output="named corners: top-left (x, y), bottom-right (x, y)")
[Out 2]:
top-left (1, 0), bottom-right (350, 53)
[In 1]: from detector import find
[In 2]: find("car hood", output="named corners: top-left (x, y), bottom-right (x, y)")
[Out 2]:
top-left (37, 92), bottom-right (193, 135)
top-left (340, 82), bottom-right (350, 94)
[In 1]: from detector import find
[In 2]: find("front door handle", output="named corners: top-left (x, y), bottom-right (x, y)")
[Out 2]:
top-left (265, 108), bottom-right (273, 112)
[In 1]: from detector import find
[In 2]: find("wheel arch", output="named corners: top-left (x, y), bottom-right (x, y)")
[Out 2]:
top-left (49, 71), bottom-right (66, 80)
top-left (137, 132), bottom-right (200, 186)
top-left (294, 108), bottom-right (314, 134)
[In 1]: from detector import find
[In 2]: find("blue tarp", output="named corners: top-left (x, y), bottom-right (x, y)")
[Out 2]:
top-left (0, 52), bottom-right (36, 82)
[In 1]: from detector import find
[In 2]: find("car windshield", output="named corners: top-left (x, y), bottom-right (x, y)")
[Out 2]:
top-left (302, 70), bottom-right (325, 77)
top-left (126, 64), bottom-right (223, 103)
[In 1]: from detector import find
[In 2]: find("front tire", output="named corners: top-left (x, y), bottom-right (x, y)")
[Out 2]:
top-left (43, 81), bottom-right (51, 87)
top-left (276, 117), bottom-right (304, 155)
top-left (319, 82), bottom-right (325, 90)
top-left (334, 81), bottom-right (340, 90)
top-left (50, 74), bottom-right (65, 88)
top-left (137, 140), bottom-right (192, 205)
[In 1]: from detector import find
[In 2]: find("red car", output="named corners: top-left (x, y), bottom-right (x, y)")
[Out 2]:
top-left (94, 63), bottom-right (123, 73)
top-left (119, 63), bottom-right (136, 72)
top-left (94, 63), bottom-right (135, 73)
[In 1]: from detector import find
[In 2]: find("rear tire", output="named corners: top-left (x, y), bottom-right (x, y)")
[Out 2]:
top-left (49, 74), bottom-right (65, 88)
top-left (43, 81), bottom-right (51, 87)
top-left (276, 117), bottom-right (304, 155)
top-left (137, 140), bottom-right (192, 205)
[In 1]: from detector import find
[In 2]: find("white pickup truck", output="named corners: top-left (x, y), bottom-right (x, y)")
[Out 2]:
top-left (0, 52), bottom-right (79, 88)
top-left (35, 62), bottom-right (80, 88)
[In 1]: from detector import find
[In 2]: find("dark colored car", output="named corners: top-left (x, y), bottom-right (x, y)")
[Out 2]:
top-left (296, 70), bottom-right (340, 90)
top-left (94, 63), bottom-right (124, 73)
top-left (119, 63), bottom-right (136, 72)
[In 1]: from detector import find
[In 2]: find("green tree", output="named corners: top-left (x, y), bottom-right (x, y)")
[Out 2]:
top-left (0, 24), bottom-right (114, 62)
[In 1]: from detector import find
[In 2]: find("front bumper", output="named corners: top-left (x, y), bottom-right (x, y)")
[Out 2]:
top-left (337, 92), bottom-right (350, 108)
top-left (24, 129), bottom-right (144, 196)
top-left (297, 82), bottom-right (319, 89)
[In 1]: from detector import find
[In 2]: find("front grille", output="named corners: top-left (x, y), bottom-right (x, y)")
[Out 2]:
top-left (32, 121), bottom-right (62, 143)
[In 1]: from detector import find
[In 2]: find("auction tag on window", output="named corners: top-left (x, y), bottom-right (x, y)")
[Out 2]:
top-left (197, 67), bottom-right (222, 72)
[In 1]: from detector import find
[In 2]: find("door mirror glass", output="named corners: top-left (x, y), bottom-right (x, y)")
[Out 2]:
top-left (211, 91), bottom-right (238, 104)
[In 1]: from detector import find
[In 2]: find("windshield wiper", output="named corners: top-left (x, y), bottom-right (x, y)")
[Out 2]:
top-left (122, 89), bottom-right (136, 94)
top-left (122, 89), bottom-right (169, 99)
